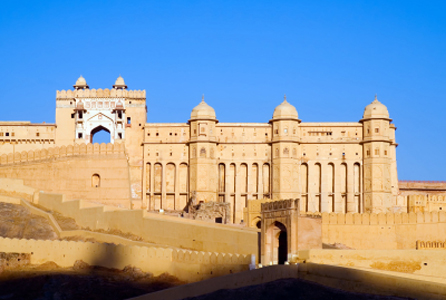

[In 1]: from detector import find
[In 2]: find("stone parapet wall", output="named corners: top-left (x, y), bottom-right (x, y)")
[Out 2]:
top-left (321, 212), bottom-right (446, 249)
top-left (0, 142), bottom-right (125, 166)
top-left (0, 237), bottom-right (250, 283)
top-left (38, 192), bottom-right (258, 255)
top-left (56, 89), bottom-right (145, 99)
top-left (0, 145), bottom-right (131, 207)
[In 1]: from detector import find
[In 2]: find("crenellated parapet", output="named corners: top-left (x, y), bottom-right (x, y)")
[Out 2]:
top-left (56, 88), bottom-right (146, 100)
top-left (172, 249), bottom-right (251, 265)
top-left (321, 211), bottom-right (446, 225)
top-left (0, 142), bottom-right (125, 166)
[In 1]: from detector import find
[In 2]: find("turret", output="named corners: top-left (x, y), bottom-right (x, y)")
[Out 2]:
top-left (188, 96), bottom-right (218, 204)
top-left (270, 96), bottom-right (301, 200)
top-left (360, 96), bottom-right (397, 213)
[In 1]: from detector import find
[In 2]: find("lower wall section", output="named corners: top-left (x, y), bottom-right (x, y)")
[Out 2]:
top-left (321, 212), bottom-right (446, 249)
top-left (300, 249), bottom-right (446, 278)
top-left (38, 192), bottom-right (258, 255)
top-left (0, 237), bottom-right (251, 283)
top-left (0, 154), bottom-right (131, 208)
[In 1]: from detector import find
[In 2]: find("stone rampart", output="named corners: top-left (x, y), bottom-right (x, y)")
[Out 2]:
top-left (38, 192), bottom-right (258, 256)
top-left (56, 89), bottom-right (145, 99)
top-left (0, 143), bottom-right (131, 207)
top-left (322, 212), bottom-right (446, 249)
top-left (0, 237), bottom-right (250, 282)
top-left (0, 142), bottom-right (125, 166)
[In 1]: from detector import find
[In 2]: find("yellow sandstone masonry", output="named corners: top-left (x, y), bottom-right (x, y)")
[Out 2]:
top-left (0, 236), bottom-right (250, 282)
top-left (321, 212), bottom-right (446, 249)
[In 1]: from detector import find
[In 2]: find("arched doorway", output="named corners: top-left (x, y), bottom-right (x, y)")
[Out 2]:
top-left (265, 221), bottom-right (288, 265)
top-left (91, 126), bottom-right (111, 144)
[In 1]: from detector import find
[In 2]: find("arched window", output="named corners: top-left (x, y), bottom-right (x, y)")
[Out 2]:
top-left (92, 174), bottom-right (100, 187)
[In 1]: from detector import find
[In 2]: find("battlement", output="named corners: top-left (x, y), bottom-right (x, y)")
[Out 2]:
top-left (0, 142), bottom-right (125, 166)
top-left (321, 211), bottom-right (446, 225)
top-left (56, 88), bottom-right (146, 99)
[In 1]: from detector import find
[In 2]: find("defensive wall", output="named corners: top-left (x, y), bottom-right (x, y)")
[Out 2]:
top-left (321, 211), bottom-right (446, 249)
top-left (299, 249), bottom-right (446, 278)
top-left (0, 237), bottom-right (250, 283)
top-left (37, 192), bottom-right (258, 255)
top-left (0, 143), bottom-right (132, 208)
top-left (134, 263), bottom-right (446, 300)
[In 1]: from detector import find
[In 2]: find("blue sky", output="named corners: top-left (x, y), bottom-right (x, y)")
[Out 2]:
top-left (0, 0), bottom-right (445, 180)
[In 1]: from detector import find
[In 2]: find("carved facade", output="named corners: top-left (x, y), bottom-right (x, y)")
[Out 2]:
top-left (0, 76), bottom-right (421, 223)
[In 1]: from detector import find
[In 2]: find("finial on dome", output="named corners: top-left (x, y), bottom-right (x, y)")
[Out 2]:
top-left (73, 75), bottom-right (89, 89)
top-left (284, 94), bottom-right (287, 102)
top-left (202, 94), bottom-right (205, 103)
top-left (374, 94), bottom-right (378, 102)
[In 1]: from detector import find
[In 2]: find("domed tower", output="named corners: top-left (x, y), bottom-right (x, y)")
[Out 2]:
top-left (189, 96), bottom-right (218, 203)
top-left (360, 96), bottom-right (398, 213)
top-left (270, 96), bottom-right (301, 200)
top-left (73, 75), bottom-right (89, 89)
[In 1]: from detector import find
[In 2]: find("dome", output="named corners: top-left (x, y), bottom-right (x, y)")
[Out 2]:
top-left (190, 96), bottom-right (216, 120)
top-left (272, 96), bottom-right (298, 120)
top-left (363, 95), bottom-right (390, 119)
top-left (113, 75), bottom-right (127, 89)
top-left (73, 75), bottom-right (89, 89)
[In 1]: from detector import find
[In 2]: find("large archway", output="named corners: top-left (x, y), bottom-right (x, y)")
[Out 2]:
top-left (260, 199), bottom-right (299, 265)
top-left (91, 126), bottom-right (111, 144)
top-left (265, 221), bottom-right (288, 265)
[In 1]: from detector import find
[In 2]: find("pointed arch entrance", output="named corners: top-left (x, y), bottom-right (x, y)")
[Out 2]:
top-left (261, 199), bottom-right (299, 265)
top-left (91, 125), bottom-right (111, 144)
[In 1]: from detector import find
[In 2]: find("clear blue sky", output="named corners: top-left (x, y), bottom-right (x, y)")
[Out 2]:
top-left (1, 0), bottom-right (445, 180)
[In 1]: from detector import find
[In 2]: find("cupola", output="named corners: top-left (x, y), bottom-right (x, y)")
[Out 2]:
top-left (190, 96), bottom-right (216, 120)
top-left (272, 96), bottom-right (299, 120)
top-left (113, 75), bottom-right (127, 89)
top-left (73, 75), bottom-right (89, 89)
top-left (363, 95), bottom-right (390, 119)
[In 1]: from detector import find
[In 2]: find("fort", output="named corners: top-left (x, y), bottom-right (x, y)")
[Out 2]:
top-left (1, 76), bottom-right (446, 299)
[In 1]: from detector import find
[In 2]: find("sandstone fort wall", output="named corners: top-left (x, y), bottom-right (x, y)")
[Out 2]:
top-left (38, 192), bottom-right (258, 255)
top-left (0, 143), bottom-right (132, 208)
top-left (321, 211), bottom-right (446, 249)
top-left (0, 236), bottom-right (250, 283)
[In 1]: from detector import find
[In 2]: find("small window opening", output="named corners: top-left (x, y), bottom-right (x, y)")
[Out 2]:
top-left (194, 129), bottom-right (197, 134)
top-left (367, 150), bottom-right (370, 156)
top-left (156, 133), bottom-right (159, 136)
top-left (118, 133), bottom-right (122, 139)
top-left (78, 133), bottom-right (83, 138)
top-left (127, 117), bottom-right (131, 125)
top-left (147, 133), bottom-right (150, 136)
top-left (375, 149), bottom-right (379, 155)
top-left (78, 111), bottom-right (83, 119)
top-left (375, 128), bottom-right (379, 133)
top-left (175, 133), bottom-right (177, 136)
top-left (129, 101), bottom-right (132, 104)
top-left (118, 111), bottom-right (122, 119)
top-left (0, 133), bottom-right (3, 136)
top-left (11, 132), bottom-right (15, 137)
top-left (6, 132), bottom-right (10, 137)
top-left (71, 113), bottom-right (75, 119)
top-left (384, 150), bottom-right (388, 156)
top-left (91, 174), bottom-right (100, 188)
top-left (275, 129), bottom-right (279, 135)
top-left (36, 132), bottom-right (40, 137)
top-left (215, 217), bottom-right (223, 224)
top-left (170, 152), bottom-right (172, 156)
top-left (169, 132), bottom-right (172, 136)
